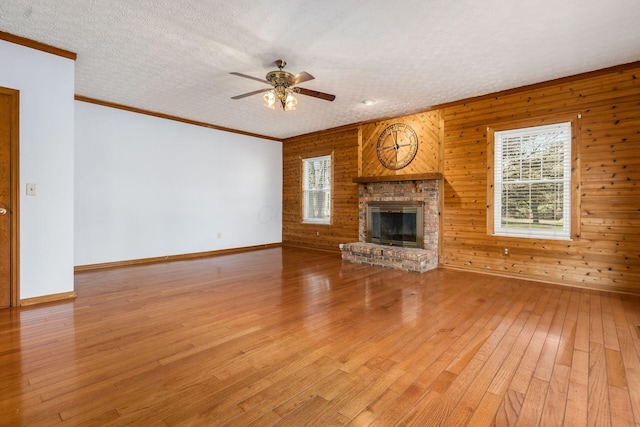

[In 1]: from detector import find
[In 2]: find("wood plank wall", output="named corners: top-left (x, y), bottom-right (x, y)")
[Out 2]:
top-left (441, 65), bottom-right (640, 293)
top-left (360, 111), bottom-right (441, 176)
top-left (282, 63), bottom-right (640, 294)
top-left (282, 127), bottom-right (360, 251)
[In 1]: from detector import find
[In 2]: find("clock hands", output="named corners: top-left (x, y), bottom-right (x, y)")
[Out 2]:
top-left (379, 133), bottom-right (409, 151)
top-left (378, 141), bottom-right (414, 152)
top-left (391, 128), bottom-right (399, 150)
top-left (378, 138), bottom-right (414, 167)
top-left (377, 143), bottom-right (400, 167)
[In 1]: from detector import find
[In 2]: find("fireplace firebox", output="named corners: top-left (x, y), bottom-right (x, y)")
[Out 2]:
top-left (366, 201), bottom-right (424, 248)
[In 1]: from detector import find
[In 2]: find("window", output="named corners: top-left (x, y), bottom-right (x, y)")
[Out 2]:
top-left (491, 121), bottom-right (572, 239)
top-left (302, 155), bottom-right (331, 224)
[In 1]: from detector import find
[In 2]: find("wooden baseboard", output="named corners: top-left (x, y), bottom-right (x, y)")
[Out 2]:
top-left (282, 243), bottom-right (342, 254)
top-left (74, 243), bottom-right (283, 272)
top-left (440, 264), bottom-right (640, 296)
top-left (20, 291), bottom-right (77, 306)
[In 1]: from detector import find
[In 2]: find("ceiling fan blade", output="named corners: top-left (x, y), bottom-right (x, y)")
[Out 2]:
top-left (289, 71), bottom-right (315, 85)
top-left (231, 88), bottom-right (271, 100)
top-left (230, 72), bottom-right (269, 84)
top-left (296, 87), bottom-right (336, 102)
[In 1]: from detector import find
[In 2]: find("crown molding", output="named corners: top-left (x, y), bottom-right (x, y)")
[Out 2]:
top-left (74, 95), bottom-right (281, 142)
top-left (289, 60), bottom-right (640, 140)
top-left (0, 30), bottom-right (76, 60)
top-left (430, 60), bottom-right (640, 110)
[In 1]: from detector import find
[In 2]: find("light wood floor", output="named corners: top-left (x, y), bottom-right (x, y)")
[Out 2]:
top-left (1, 247), bottom-right (639, 426)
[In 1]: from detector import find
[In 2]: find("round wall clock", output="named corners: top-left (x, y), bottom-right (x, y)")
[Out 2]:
top-left (376, 123), bottom-right (419, 170)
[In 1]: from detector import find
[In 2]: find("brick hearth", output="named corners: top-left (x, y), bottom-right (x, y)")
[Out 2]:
top-left (340, 179), bottom-right (440, 272)
top-left (340, 242), bottom-right (436, 273)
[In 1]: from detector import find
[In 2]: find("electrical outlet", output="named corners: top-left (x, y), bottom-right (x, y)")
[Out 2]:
top-left (503, 247), bottom-right (509, 255)
top-left (316, 231), bottom-right (320, 237)
top-left (26, 183), bottom-right (37, 196)
top-left (217, 232), bottom-right (222, 239)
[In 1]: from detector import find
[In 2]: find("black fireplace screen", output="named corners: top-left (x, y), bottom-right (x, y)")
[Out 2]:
top-left (366, 201), bottom-right (424, 248)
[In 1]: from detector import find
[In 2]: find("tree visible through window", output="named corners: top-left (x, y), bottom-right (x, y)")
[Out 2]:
top-left (493, 122), bottom-right (572, 239)
top-left (302, 155), bottom-right (331, 224)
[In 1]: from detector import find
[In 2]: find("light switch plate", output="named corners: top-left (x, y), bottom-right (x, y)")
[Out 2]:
top-left (26, 183), bottom-right (37, 196)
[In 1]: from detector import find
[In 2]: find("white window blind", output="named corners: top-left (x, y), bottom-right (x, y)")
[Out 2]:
top-left (303, 155), bottom-right (331, 224)
top-left (494, 122), bottom-right (571, 239)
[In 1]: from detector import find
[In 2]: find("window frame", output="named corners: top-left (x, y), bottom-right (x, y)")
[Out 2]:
top-left (487, 114), bottom-right (580, 241)
top-left (301, 153), bottom-right (333, 225)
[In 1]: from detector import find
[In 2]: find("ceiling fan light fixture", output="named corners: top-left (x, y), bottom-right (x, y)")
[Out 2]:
top-left (284, 92), bottom-right (297, 111)
top-left (263, 90), bottom-right (276, 109)
top-left (232, 59), bottom-right (335, 112)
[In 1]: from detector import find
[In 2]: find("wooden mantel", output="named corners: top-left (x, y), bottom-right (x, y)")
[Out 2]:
top-left (352, 173), bottom-right (443, 183)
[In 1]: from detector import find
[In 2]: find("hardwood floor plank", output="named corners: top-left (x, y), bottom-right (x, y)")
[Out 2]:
top-left (588, 345), bottom-right (612, 425)
top-left (610, 293), bottom-right (630, 327)
top-left (235, 356), bottom-right (340, 420)
top-left (368, 360), bottom-right (444, 425)
top-left (313, 366), bottom-right (384, 423)
top-left (494, 389), bottom-right (525, 427)
top-left (349, 387), bottom-right (401, 426)
top-left (354, 278), bottom-right (529, 425)
top-left (336, 368), bottom-right (405, 419)
top-left (467, 391), bottom-right (503, 427)
top-left (511, 288), bottom-right (559, 380)
top-left (609, 385), bottom-right (636, 427)
top-left (273, 394), bottom-right (329, 426)
top-left (601, 293), bottom-right (621, 351)
top-left (564, 349), bottom-right (590, 426)
top-left (617, 325), bottom-right (640, 425)
top-left (492, 287), bottom-right (562, 423)
top-left (533, 289), bottom-right (571, 382)
top-left (590, 292), bottom-right (605, 346)
top-left (515, 376), bottom-right (549, 426)
top-left (539, 364), bottom-right (571, 426)
top-left (447, 285), bottom-right (539, 376)
top-left (486, 304), bottom-right (540, 397)
top-left (404, 286), bottom-right (539, 425)
top-left (316, 366), bottom-right (371, 402)
top-left (169, 375), bottom-right (272, 426)
top-left (248, 410), bottom-right (283, 426)
top-left (575, 291), bottom-right (591, 352)
top-left (606, 348), bottom-right (628, 389)
top-left (555, 290), bottom-right (581, 367)
top-left (443, 290), bottom-right (541, 426)
top-left (0, 247), bottom-right (638, 426)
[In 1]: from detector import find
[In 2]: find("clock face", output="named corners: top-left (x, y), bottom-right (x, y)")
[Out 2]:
top-left (376, 123), bottom-right (419, 170)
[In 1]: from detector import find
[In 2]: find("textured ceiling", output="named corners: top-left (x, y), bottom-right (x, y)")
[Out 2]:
top-left (1, 0), bottom-right (639, 139)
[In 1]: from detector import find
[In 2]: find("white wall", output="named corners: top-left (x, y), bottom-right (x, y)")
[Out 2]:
top-left (74, 101), bottom-right (282, 266)
top-left (0, 40), bottom-right (75, 299)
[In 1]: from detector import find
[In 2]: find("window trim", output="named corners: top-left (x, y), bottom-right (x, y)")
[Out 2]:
top-left (487, 114), bottom-right (580, 241)
top-left (301, 153), bottom-right (333, 225)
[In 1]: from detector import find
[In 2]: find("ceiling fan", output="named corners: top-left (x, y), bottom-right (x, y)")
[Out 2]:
top-left (230, 59), bottom-right (336, 111)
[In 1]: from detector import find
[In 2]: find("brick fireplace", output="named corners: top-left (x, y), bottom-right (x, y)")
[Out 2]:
top-left (340, 178), bottom-right (440, 272)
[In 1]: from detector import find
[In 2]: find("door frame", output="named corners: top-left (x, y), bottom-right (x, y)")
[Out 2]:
top-left (0, 87), bottom-right (20, 307)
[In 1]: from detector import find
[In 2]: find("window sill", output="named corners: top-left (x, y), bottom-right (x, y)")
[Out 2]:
top-left (493, 232), bottom-right (571, 241)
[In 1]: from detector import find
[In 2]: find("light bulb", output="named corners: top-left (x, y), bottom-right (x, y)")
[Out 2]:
top-left (284, 93), bottom-right (297, 111)
top-left (263, 91), bottom-right (276, 109)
